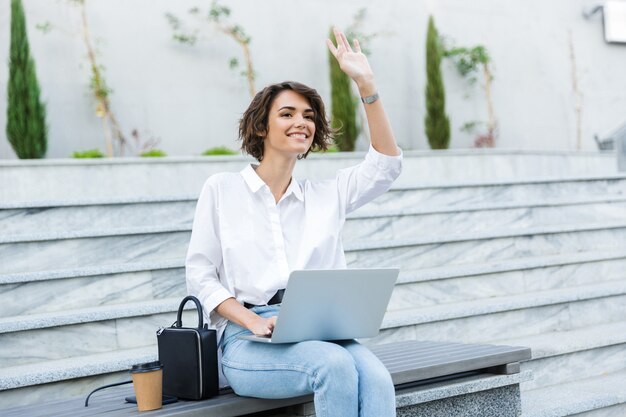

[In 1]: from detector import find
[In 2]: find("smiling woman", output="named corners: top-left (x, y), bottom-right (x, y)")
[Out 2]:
top-left (238, 81), bottom-right (333, 163)
top-left (185, 27), bottom-right (403, 417)
top-left (269, 93), bottom-right (316, 155)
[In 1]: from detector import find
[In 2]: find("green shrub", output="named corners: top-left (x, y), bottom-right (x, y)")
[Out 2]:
top-left (140, 149), bottom-right (167, 157)
top-left (6, 0), bottom-right (48, 159)
top-left (424, 15), bottom-right (451, 149)
top-left (71, 149), bottom-right (104, 158)
top-left (202, 146), bottom-right (237, 156)
top-left (325, 145), bottom-right (339, 153)
top-left (328, 28), bottom-right (358, 152)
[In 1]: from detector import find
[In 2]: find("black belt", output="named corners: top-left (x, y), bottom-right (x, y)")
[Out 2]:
top-left (244, 289), bottom-right (285, 309)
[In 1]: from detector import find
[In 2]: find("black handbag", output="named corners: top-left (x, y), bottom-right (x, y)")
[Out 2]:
top-left (157, 295), bottom-right (219, 400)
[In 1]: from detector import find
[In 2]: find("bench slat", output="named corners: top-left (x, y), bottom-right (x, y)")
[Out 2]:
top-left (376, 343), bottom-right (510, 364)
top-left (371, 340), bottom-right (530, 385)
top-left (378, 345), bottom-right (524, 369)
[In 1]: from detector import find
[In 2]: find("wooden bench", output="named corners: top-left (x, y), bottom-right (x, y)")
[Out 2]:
top-left (2, 340), bottom-right (531, 417)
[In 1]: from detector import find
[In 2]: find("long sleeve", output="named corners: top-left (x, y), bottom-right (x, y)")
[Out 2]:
top-left (185, 178), bottom-right (233, 317)
top-left (336, 144), bottom-right (403, 214)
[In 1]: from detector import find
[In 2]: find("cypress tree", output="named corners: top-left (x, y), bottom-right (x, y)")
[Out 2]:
top-left (6, 0), bottom-right (48, 159)
top-left (328, 28), bottom-right (358, 151)
top-left (424, 15), bottom-right (450, 149)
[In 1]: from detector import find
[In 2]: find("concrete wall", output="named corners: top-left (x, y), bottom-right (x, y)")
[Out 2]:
top-left (0, 0), bottom-right (625, 159)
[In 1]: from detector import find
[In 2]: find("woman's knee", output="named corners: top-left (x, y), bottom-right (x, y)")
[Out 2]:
top-left (374, 369), bottom-right (395, 401)
top-left (363, 358), bottom-right (393, 387)
top-left (307, 342), bottom-right (358, 388)
top-left (342, 342), bottom-right (394, 394)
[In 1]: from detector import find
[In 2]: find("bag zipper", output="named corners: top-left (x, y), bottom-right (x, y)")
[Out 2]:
top-left (160, 328), bottom-right (203, 395)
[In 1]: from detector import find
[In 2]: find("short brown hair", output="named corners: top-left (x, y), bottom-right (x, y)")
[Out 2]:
top-left (239, 81), bottom-right (334, 161)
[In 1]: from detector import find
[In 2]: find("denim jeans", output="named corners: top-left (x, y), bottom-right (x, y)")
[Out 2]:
top-left (220, 305), bottom-right (396, 417)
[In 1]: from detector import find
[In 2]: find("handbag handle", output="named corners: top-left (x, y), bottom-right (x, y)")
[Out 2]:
top-left (176, 295), bottom-right (205, 329)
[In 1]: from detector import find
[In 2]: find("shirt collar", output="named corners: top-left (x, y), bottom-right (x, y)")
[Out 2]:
top-left (240, 164), bottom-right (265, 193)
top-left (284, 176), bottom-right (304, 201)
top-left (240, 164), bottom-right (304, 202)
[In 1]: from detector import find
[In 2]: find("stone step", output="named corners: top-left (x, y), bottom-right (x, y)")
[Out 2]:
top-left (0, 299), bottom-right (196, 368)
top-left (0, 346), bottom-right (155, 391)
top-left (373, 280), bottom-right (626, 345)
top-left (2, 279), bottom-right (626, 368)
top-left (354, 193), bottom-right (626, 218)
top-left (5, 201), bottom-right (626, 249)
top-left (2, 241), bottom-right (626, 317)
top-left (1, 155), bottom-right (621, 203)
top-left (396, 249), bottom-right (626, 285)
top-left (345, 222), bottom-right (626, 271)
top-left (348, 198), bottom-right (626, 242)
top-left (0, 264), bottom-right (186, 317)
top-left (390, 254), bottom-right (626, 311)
top-left (3, 190), bottom-right (626, 239)
top-left (5, 198), bottom-right (626, 249)
top-left (0, 250), bottom-right (626, 316)
top-left (365, 175), bottom-right (626, 213)
top-left (3, 219), bottom-right (626, 275)
top-left (3, 251), bottom-right (625, 318)
top-left (525, 343), bottom-right (626, 395)
top-left (521, 369), bottom-right (626, 417)
top-left (0, 259), bottom-right (182, 285)
top-left (0, 197), bottom-right (196, 237)
top-left (0, 228), bottom-right (190, 275)
top-left (494, 320), bottom-right (626, 391)
top-left (1, 241), bottom-right (625, 316)
top-left (0, 251), bottom-right (626, 316)
top-left (0, 347), bottom-right (153, 410)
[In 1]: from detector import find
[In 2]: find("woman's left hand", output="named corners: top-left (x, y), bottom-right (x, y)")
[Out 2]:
top-left (326, 27), bottom-right (374, 86)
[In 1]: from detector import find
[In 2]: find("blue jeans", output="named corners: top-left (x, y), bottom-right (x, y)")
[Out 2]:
top-left (221, 305), bottom-right (396, 417)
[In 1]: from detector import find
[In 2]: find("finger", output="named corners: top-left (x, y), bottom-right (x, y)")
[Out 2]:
top-left (326, 38), bottom-right (338, 57)
top-left (353, 38), bottom-right (362, 53)
top-left (340, 31), bottom-right (353, 53)
top-left (333, 27), bottom-right (349, 51)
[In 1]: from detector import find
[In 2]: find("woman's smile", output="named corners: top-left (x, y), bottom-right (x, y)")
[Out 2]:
top-left (287, 132), bottom-right (308, 141)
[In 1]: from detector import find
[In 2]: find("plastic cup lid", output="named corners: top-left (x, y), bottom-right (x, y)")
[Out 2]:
top-left (130, 361), bottom-right (163, 374)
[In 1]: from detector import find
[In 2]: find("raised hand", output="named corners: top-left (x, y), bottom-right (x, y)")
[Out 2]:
top-left (326, 28), bottom-right (399, 156)
top-left (326, 27), bottom-right (374, 86)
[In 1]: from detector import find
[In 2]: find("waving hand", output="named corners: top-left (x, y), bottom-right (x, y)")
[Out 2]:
top-left (326, 27), bottom-right (374, 85)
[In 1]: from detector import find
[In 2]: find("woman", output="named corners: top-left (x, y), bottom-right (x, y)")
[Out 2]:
top-left (186, 28), bottom-right (402, 417)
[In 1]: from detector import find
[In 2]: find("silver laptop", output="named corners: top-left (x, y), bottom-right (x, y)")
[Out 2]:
top-left (238, 268), bottom-right (399, 344)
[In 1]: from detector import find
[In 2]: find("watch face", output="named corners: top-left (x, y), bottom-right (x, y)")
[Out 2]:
top-left (362, 93), bottom-right (379, 104)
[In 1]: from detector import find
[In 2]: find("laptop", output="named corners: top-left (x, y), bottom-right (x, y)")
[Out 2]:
top-left (238, 268), bottom-right (399, 344)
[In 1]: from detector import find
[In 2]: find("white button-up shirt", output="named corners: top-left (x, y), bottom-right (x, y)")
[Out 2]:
top-left (185, 145), bottom-right (403, 342)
